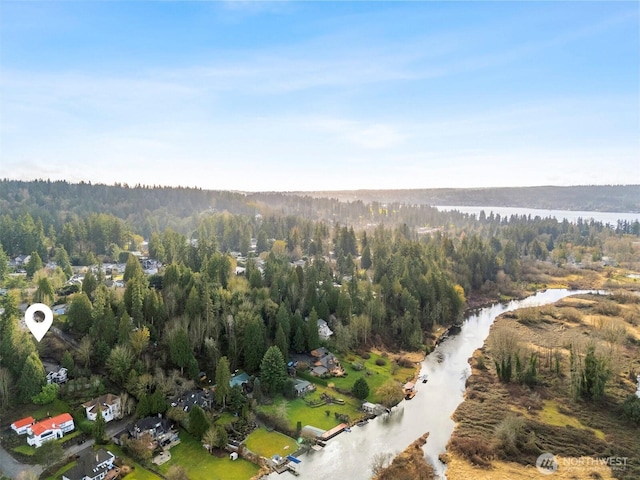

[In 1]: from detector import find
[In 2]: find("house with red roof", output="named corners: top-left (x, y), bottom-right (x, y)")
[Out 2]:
top-left (26, 413), bottom-right (75, 447)
top-left (11, 416), bottom-right (35, 435)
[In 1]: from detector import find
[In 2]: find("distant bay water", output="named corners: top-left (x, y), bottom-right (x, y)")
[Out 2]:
top-left (435, 206), bottom-right (640, 225)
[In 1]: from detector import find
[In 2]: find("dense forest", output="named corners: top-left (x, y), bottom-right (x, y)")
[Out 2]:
top-left (298, 185), bottom-right (640, 213)
top-left (0, 180), bottom-right (639, 415)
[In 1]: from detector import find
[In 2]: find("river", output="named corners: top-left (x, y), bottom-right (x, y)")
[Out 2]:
top-left (270, 289), bottom-right (600, 480)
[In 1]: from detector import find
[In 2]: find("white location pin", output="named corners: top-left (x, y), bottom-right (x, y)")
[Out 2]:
top-left (25, 303), bottom-right (54, 342)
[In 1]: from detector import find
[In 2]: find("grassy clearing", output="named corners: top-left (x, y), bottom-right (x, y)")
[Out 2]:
top-left (12, 444), bottom-right (36, 456)
top-left (29, 399), bottom-right (72, 420)
top-left (45, 461), bottom-right (77, 480)
top-left (244, 427), bottom-right (298, 458)
top-left (215, 412), bottom-right (238, 425)
top-left (258, 350), bottom-right (416, 431)
top-left (157, 430), bottom-right (259, 480)
top-left (330, 351), bottom-right (416, 402)
top-left (259, 391), bottom-right (362, 431)
top-left (106, 445), bottom-right (161, 480)
top-left (538, 400), bottom-right (605, 440)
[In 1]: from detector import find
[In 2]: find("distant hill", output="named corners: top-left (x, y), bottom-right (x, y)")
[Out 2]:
top-left (293, 185), bottom-right (640, 213)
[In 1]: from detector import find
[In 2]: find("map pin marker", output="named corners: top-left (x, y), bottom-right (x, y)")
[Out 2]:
top-left (25, 303), bottom-right (53, 342)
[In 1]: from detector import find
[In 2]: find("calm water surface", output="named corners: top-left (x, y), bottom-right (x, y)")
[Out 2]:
top-left (435, 206), bottom-right (639, 225)
top-left (270, 289), bottom-right (600, 480)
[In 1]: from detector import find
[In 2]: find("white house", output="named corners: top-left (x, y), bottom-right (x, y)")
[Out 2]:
top-left (46, 367), bottom-right (68, 385)
top-left (11, 416), bottom-right (34, 435)
top-left (317, 319), bottom-right (333, 340)
top-left (62, 449), bottom-right (117, 480)
top-left (83, 394), bottom-right (122, 423)
top-left (27, 413), bottom-right (75, 447)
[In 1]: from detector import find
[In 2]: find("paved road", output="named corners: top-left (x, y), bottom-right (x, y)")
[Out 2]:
top-left (0, 415), bottom-right (132, 479)
top-left (0, 443), bottom-right (43, 480)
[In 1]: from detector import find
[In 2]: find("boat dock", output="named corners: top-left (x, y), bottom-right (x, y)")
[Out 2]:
top-left (319, 423), bottom-right (348, 441)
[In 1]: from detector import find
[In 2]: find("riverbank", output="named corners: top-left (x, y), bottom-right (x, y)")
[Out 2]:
top-left (446, 288), bottom-right (640, 480)
top-left (373, 433), bottom-right (434, 480)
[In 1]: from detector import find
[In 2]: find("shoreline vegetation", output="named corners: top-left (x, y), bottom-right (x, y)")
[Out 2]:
top-left (448, 276), bottom-right (639, 479)
top-left (375, 268), bottom-right (640, 480)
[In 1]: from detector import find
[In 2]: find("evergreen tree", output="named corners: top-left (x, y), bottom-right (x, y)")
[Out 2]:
top-left (260, 346), bottom-right (287, 395)
top-left (25, 252), bottom-right (43, 279)
top-left (306, 308), bottom-right (320, 351)
top-left (169, 328), bottom-right (192, 375)
top-left (361, 245), bottom-right (372, 270)
top-left (352, 377), bottom-right (370, 400)
top-left (188, 405), bottom-right (210, 440)
top-left (243, 317), bottom-right (265, 373)
top-left (82, 269), bottom-right (98, 299)
top-left (275, 324), bottom-right (288, 361)
top-left (93, 409), bottom-right (106, 444)
top-left (18, 352), bottom-right (46, 403)
top-left (215, 356), bottom-right (231, 408)
top-left (123, 254), bottom-right (142, 283)
top-left (0, 245), bottom-right (8, 283)
top-left (67, 293), bottom-right (93, 335)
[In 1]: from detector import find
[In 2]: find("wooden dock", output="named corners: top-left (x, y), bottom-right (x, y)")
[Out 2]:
top-left (319, 423), bottom-right (347, 441)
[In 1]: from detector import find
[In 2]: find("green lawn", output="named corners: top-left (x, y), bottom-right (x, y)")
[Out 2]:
top-left (12, 444), bottom-right (36, 456)
top-left (107, 445), bottom-right (161, 480)
top-left (157, 430), bottom-right (259, 480)
top-left (30, 399), bottom-right (73, 421)
top-left (258, 387), bottom-right (363, 432)
top-left (244, 428), bottom-right (298, 458)
top-left (215, 412), bottom-right (238, 426)
top-left (329, 351), bottom-right (415, 402)
top-left (46, 461), bottom-right (77, 480)
top-left (257, 351), bottom-right (416, 432)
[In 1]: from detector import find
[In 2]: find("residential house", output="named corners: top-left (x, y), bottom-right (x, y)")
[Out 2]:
top-left (27, 413), bottom-right (75, 447)
top-left (170, 390), bottom-right (212, 413)
top-left (126, 416), bottom-right (179, 449)
top-left (317, 319), bottom-right (333, 340)
top-left (11, 416), bottom-right (34, 435)
top-left (310, 348), bottom-right (344, 377)
top-left (62, 449), bottom-right (118, 480)
top-left (83, 394), bottom-right (122, 422)
top-left (46, 367), bottom-right (68, 385)
top-left (293, 379), bottom-right (315, 397)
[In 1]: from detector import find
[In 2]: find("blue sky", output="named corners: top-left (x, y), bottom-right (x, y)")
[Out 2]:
top-left (1, 1), bottom-right (638, 191)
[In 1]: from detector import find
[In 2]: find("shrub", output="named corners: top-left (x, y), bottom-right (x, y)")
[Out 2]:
top-left (375, 358), bottom-right (386, 367)
top-left (494, 414), bottom-right (525, 454)
top-left (449, 436), bottom-right (493, 467)
top-left (594, 300), bottom-right (622, 316)
top-left (396, 357), bottom-right (414, 368)
top-left (352, 362), bottom-right (364, 371)
top-left (622, 395), bottom-right (640, 425)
